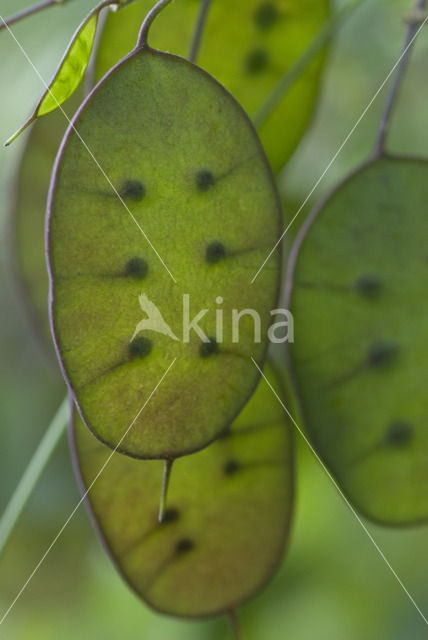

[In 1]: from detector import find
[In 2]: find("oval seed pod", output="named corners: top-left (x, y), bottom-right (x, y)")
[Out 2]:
top-left (70, 364), bottom-right (294, 619)
top-left (94, 0), bottom-right (330, 172)
top-left (286, 155), bottom-right (428, 525)
top-left (48, 46), bottom-right (282, 459)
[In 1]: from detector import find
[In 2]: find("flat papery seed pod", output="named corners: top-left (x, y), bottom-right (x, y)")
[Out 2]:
top-left (286, 154), bottom-right (428, 526)
top-left (9, 95), bottom-right (84, 360)
top-left (95, 0), bottom-right (330, 172)
top-left (48, 47), bottom-right (282, 459)
top-left (70, 363), bottom-right (294, 619)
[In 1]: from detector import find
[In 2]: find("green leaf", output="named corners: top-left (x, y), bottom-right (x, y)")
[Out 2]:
top-left (94, 0), bottom-right (330, 172)
top-left (48, 48), bottom-right (282, 459)
top-left (71, 363), bottom-right (294, 618)
top-left (5, 0), bottom-right (115, 146)
top-left (287, 155), bottom-right (428, 525)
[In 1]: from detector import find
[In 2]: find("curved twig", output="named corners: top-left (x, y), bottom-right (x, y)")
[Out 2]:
top-left (374, 0), bottom-right (428, 155)
top-left (0, 0), bottom-right (70, 32)
top-left (188, 0), bottom-right (212, 64)
top-left (136, 0), bottom-right (174, 49)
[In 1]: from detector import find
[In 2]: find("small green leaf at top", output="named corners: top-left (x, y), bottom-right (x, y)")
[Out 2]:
top-left (4, 0), bottom-right (117, 147)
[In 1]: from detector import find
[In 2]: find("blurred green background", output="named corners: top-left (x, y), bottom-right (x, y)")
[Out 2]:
top-left (1, 0), bottom-right (428, 638)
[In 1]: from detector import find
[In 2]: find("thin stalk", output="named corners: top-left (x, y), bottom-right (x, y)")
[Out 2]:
top-left (188, 0), bottom-right (212, 64)
top-left (158, 458), bottom-right (174, 523)
top-left (136, 0), bottom-right (174, 49)
top-left (253, 0), bottom-right (367, 130)
top-left (374, 0), bottom-right (428, 155)
top-left (0, 396), bottom-right (70, 557)
top-left (227, 609), bottom-right (240, 639)
top-left (0, 0), bottom-right (69, 32)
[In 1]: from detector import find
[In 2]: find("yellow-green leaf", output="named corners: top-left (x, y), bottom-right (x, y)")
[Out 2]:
top-left (37, 14), bottom-right (97, 116)
top-left (5, 0), bottom-right (116, 146)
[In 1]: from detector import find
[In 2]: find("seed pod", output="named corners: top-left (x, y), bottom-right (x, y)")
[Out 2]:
top-left (70, 364), bottom-right (294, 618)
top-left (95, 0), bottom-right (330, 171)
top-left (286, 155), bottom-right (428, 525)
top-left (48, 46), bottom-right (282, 459)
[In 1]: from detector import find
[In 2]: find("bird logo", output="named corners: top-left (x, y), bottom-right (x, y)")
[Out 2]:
top-left (131, 293), bottom-right (180, 342)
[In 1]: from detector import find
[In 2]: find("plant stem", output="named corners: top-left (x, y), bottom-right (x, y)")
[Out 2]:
top-left (227, 609), bottom-right (240, 639)
top-left (136, 0), bottom-right (174, 49)
top-left (0, 396), bottom-right (70, 557)
top-left (188, 0), bottom-right (212, 64)
top-left (374, 0), bottom-right (428, 155)
top-left (253, 0), bottom-right (367, 131)
top-left (0, 0), bottom-right (69, 32)
top-left (158, 458), bottom-right (174, 523)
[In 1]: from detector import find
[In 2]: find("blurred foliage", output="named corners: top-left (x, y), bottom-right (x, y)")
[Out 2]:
top-left (9, 93), bottom-right (84, 358)
top-left (1, 0), bottom-right (428, 638)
